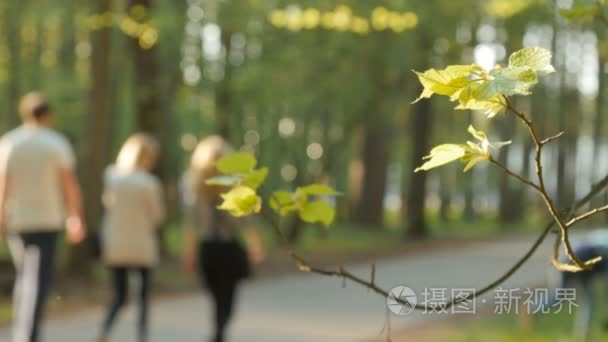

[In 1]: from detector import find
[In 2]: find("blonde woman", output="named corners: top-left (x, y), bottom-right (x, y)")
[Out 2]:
top-left (96, 133), bottom-right (165, 342)
top-left (182, 135), bottom-right (264, 342)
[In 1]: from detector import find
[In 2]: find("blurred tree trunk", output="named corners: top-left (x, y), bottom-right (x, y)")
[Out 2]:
top-left (439, 106), bottom-right (454, 222)
top-left (556, 89), bottom-right (578, 209)
top-left (498, 114), bottom-right (520, 223)
top-left (6, 0), bottom-right (22, 128)
top-left (129, 0), bottom-right (173, 255)
top-left (439, 174), bottom-right (452, 222)
top-left (353, 121), bottom-right (390, 227)
top-left (406, 97), bottom-right (432, 239)
top-left (69, 0), bottom-right (114, 275)
top-left (129, 0), bottom-right (166, 145)
top-left (498, 25), bottom-right (526, 224)
top-left (593, 36), bottom-right (606, 180)
top-left (352, 33), bottom-right (391, 228)
top-left (592, 35), bottom-right (607, 216)
top-left (216, 29), bottom-right (233, 139)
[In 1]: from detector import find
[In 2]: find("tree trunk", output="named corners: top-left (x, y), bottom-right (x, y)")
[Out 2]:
top-left (6, 0), bottom-right (22, 128)
top-left (353, 123), bottom-right (390, 227)
top-left (129, 0), bottom-right (165, 142)
top-left (215, 29), bottom-right (233, 139)
top-left (593, 36), bottom-right (606, 180)
top-left (462, 111), bottom-right (476, 221)
top-left (439, 174), bottom-right (452, 222)
top-left (69, 0), bottom-right (114, 275)
top-left (129, 0), bottom-right (173, 255)
top-left (498, 116), bottom-right (520, 223)
top-left (406, 98), bottom-right (432, 239)
top-left (592, 32), bottom-right (607, 214)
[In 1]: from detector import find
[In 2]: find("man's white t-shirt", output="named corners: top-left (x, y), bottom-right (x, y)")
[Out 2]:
top-left (0, 125), bottom-right (76, 232)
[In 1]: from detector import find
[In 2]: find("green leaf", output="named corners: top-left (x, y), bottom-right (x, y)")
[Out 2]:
top-left (242, 167), bottom-right (269, 190)
top-left (467, 125), bottom-right (487, 142)
top-left (414, 144), bottom-right (467, 172)
top-left (206, 175), bottom-right (242, 187)
top-left (486, 67), bottom-right (537, 96)
top-left (217, 186), bottom-right (262, 217)
top-left (559, 6), bottom-right (599, 21)
top-left (455, 86), bottom-right (506, 118)
top-left (216, 152), bottom-right (257, 174)
top-left (416, 126), bottom-right (512, 173)
top-left (463, 155), bottom-right (489, 172)
top-left (413, 48), bottom-right (553, 117)
top-left (299, 200), bottom-right (335, 227)
top-left (269, 191), bottom-right (298, 216)
top-left (412, 65), bottom-right (482, 102)
top-left (466, 125), bottom-right (511, 155)
top-left (298, 184), bottom-right (339, 196)
top-left (508, 47), bottom-right (555, 74)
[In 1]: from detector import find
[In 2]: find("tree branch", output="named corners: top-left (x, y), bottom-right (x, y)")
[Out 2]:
top-left (262, 172), bottom-right (608, 311)
top-left (540, 131), bottom-right (564, 145)
top-left (566, 204), bottom-right (608, 227)
top-left (504, 98), bottom-right (599, 271)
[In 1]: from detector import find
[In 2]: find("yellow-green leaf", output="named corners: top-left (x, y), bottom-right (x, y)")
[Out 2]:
top-left (466, 125), bottom-right (511, 155)
top-left (416, 126), bottom-right (512, 173)
top-left (298, 184), bottom-right (339, 196)
top-left (242, 167), bottom-right (268, 190)
top-left (508, 47), bottom-right (555, 74)
top-left (299, 200), bottom-right (335, 227)
top-left (216, 152), bottom-right (257, 174)
top-left (463, 155), bottom-right (489, 172)
top-left (217, 186), bottom-right (262, 217)
top-left (269, 191), bottom-right (298, 216)
top-left (456, 87), bottom-right (505, 118)
top-left (415, 144), bottom-right (467, 172)
top-left (467, 125), bottom-right (487, 142)
top-left (412, 65), bottom-right (480, 102)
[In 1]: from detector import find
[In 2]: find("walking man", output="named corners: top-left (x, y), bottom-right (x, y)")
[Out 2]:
top-left (0, 92), bottom-right (87, 342)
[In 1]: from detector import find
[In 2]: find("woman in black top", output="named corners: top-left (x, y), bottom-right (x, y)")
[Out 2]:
top-left (181, 135), bottom-right (264, 342)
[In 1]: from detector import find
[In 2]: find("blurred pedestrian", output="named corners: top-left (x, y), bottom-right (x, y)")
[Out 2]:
top-left (557, 230), bottom-right (608, 341)
top-left (95, 133), bottom-right (165, 342)
top-left (181, 135), bottom-right (264, 342)
top-left (0, 92), bottom-right (87, 342)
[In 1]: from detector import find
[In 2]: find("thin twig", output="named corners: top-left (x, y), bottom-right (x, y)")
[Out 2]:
top-left (489, 157), bottom-right (540, 191)
top-left (540, 131), bottom-right (565, 145)
top-left (566, 204), bottom-right (608, 227)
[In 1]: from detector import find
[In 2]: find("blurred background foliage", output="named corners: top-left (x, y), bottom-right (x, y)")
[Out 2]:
top-left (1, 0), bottom-right (608, 261)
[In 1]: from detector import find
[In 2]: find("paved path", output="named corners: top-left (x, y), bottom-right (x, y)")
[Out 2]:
top-left (0, 235), bottom-right (557, 341)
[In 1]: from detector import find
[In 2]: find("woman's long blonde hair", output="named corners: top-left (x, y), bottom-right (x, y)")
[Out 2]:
top-left (190, 135), bottom-right (231, 201)
top-left (116, 133), bottom-right (160, 172)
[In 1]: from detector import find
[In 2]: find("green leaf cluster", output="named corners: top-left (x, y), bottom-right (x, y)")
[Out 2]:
top-left (415, 125), bottom-right (511, 172)
top-left (209, 152), bottom-right (269, 190)
top-left (209, 153), bottom-right (339, 226)
top-left (413, 47), bottom-right (554, 118)
top-left (270, 184), bottom-right (339, 227)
